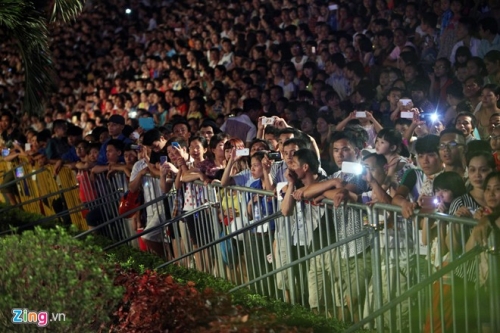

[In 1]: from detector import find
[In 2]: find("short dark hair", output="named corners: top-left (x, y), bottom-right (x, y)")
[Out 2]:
top-left (36, 129), bottom-right (52, 143)
top-left (377, 28), bottom-right (394, 40)
top-left (456, 100), bottom-right (473, 113)
top-left (142, 129), bottom-right (162, 146)
top-left (410, 78), bottom-right (430, 94)
top-left (433, 171), bottom-right (467, 197)
top-left (329, 131), bottom-right (360, 150)
top-left (479, 17), bottom-right (498, 35)
top-left (52, 119), bottom-right (68, 130)
top-left (283, 138), bottom-right (308, 150)
top-left (446, 81), bottom-right (464, 99)
top-left (1, 111), bottom-right (13, 123)
top-left (67, 125), bottom-right (83, 137)
top-left (415, 135), bottom-right (440, 154)
top-left (422, 12), bottom-right (438, 28)
top-left (243, 98), bottom-right (262, 113)
top-left (294, 148), bottom-right (319, 174)
top-left (328, 53), bottom-right (346, 69)
top-left (376, 128), bottom-right (403, 152)
top-left (346, 61), bottom-right (365, 79)
top-left (484, 50), bottom-right (500, 64)
top-left (455, 112), bottom-right (477, 129)
top-left (362, 153), bottom-right (388, 169)
top-left (466, 149), bottom-right (495, 169)
top-left (439, 128), bottom-right (466, 142)
top-left (464, 74), bottom-right (484, 88)
top-left (249, 138), bottom-right (271, 151)
top-left (279, 127), bottom-right (300, 137)
top-left (107, 139), bottom-right (124, 153)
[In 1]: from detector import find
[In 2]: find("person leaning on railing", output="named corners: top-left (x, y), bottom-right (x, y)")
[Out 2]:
top-left (129, 144), bottom-right (167, 258)
top-left (235, 150), bottom-right (276, 296)
top-left (281, 148), bottom-right (332, 315)
top-left (354, 153), bottom-right (412, 330)
top-left (391, 135), bottom-right (444, 286)
top-left (165, 137), bottom-right (194, 264)
top-left (422, 171), bottom-right (467, 333)
top-left (307, 131), bottom-right (371, 323)
top-left (218, 137), bottom-right (249, 220)
top-left (450, 171), bottom-right (500, 331)
top-left (85, 139), bottom-right (125, 230)
top-left (74, 141), bottom-right (100, 218)
top-left (52, 125), bottom-right (83, 175)
top-left (178, 136), bottom-right (214, 272)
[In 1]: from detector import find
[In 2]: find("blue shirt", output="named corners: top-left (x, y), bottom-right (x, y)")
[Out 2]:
top-left (247, 178), bottom-right (275, 232)
top-left (45, 137), bottom-right (70, 160)
top-left (61, 146), bottom-right (79, 163)
top-left (233, 169), bottom-right (253, 187)
top-left (97, 134), bottom-right (133, 165)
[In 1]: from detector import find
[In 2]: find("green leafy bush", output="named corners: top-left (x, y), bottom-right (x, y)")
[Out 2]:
top-left (0, 226), bottom-right (123, 332)
top-left (0, 203), bottom-right (54, 234)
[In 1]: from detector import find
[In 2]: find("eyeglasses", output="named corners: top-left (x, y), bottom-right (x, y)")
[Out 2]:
top-left (438, 142), bottom-right (463, 150)
top-left (490, 135), bottom-right (500, 141)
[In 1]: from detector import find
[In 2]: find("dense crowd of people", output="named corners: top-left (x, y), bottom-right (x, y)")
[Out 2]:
top-left (1, 0), bottom-right (500, 330)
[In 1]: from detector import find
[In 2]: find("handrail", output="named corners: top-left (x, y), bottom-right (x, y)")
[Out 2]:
top-left (155, 211), bottom-right (284, 270)
top-left (0, 166), bottom-right (46, 190)
top-left (0, 185), bottom-right (78, 214)
top-left (101, 202), bottom-right (213, 250)
top-left (228, 227), bottom-right (372, 293)
top-left (194, 179), bottom-right (275, 197)
top-left (343, 246), bottom-right (485, 333)
top-left (74, 191), bottom-right (175, 239)
top-left (371, 202), bottom-right (478, 227)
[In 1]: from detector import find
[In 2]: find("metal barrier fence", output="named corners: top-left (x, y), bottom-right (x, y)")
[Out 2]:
top-left (74, 176), bottom-right (499, 332)
top-left (1, 158), bottom-right (497, 332)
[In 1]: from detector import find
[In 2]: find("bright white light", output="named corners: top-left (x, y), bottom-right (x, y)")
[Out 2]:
top-left (354, 164), bottom-right (363, 175)
top-left (125, 8), bottom-right (132, 14)
top-left (129, 111), bottom-right (137, 118)
top-left (430, 113), bottom-right (438, 122)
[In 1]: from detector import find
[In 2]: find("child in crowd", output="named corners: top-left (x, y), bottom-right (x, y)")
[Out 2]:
top-left (108, 143), bottom-right (138, 178)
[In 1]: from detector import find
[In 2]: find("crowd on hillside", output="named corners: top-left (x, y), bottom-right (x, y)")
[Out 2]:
top-left (1, 0), bottom-right (500, 330)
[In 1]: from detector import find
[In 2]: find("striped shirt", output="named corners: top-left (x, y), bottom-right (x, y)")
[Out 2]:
top-left (448, 193), bottom-right (481, 282)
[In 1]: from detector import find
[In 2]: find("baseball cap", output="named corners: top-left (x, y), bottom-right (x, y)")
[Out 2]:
top-left (108, 115), bottom-right (125, 125)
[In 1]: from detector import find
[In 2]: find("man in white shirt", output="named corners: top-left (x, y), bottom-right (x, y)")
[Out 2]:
top-left (478, 17), bottom-right (500, 58)
top-left (219, 38), bottom-right (234, 70)
top-left (450, 18), bottom-right (481, 63)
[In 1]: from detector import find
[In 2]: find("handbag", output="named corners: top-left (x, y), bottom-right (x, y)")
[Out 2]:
top-left (118, 190), bottom-right (142, 218)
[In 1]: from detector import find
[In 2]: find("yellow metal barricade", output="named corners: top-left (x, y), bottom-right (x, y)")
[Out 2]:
top-left (58, 166), bottom-right (88, 230)
top-left (36, 165), bottom-right (60, 217)
top-left (13, 160), bottom-right (42, 215)
top-left (0, 160), bottom-right (12, 203)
